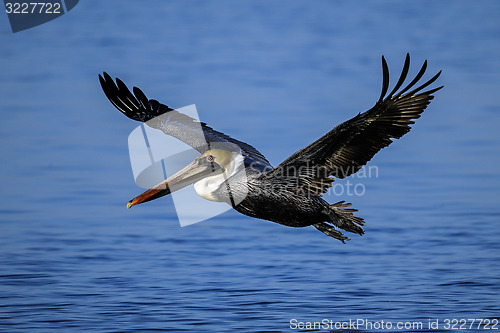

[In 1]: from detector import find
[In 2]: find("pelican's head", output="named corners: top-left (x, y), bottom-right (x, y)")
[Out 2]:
top-left (126, 148), bottom-right (245, 208)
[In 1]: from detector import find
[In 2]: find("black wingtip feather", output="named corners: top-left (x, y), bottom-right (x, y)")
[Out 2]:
top-left (393, 59), bottom-right (428, 99)
top-left (132, 86), bottom-right (150, 110)
top-left (98, 73), bottom-right (176, 122)
top-left (379, 55), bottom-right (390, 102)
top-left (405, 70), bottom-right (442, 98)
top-left (423, 85), bottom-right (444, 96)
top-left (387, 53), bottom-right (410, 98)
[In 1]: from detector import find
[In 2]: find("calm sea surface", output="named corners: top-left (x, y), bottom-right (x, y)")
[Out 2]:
top-left (1, 1), bottom-right (499, 332)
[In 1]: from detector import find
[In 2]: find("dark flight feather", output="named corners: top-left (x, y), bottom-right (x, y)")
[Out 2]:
top-left (266, 53), bottom-right (443, 195)
top-left (99, 72), bottom-right (271, 168)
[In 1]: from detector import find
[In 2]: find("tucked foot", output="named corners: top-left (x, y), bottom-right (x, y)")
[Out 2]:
top-left (324, 201), bottom-right (365, 235)
top-left (313, 222), bottom-right (350, 243)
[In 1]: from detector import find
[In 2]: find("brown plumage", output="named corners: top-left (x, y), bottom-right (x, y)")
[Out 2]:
top-left (100, 54), bottom-right (442, 242)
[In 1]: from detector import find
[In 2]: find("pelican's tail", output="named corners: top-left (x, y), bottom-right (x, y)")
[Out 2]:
top-left (314, 201), bottom-right (365, 243)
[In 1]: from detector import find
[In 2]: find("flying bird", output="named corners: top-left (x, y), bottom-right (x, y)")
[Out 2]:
top-left (99, 54), bottom-right (442, 242)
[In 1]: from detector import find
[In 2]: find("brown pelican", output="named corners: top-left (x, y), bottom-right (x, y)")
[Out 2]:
top-left (99, 54), bottom-right (442, 242)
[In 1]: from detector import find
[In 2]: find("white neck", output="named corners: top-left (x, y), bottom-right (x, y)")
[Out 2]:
top-left (193, 153), bottom-right (245, 202)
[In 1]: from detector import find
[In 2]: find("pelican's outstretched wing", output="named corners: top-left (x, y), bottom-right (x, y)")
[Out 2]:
top-left (266, 54), bottom-right (443, 195)
top-left (99, 72), bottom-right (271, 168)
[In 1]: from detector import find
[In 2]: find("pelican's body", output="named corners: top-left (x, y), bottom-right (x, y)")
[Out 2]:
top-left (199, 164), bottom-right (329, 227)
top-left (100, 54), bottom-right (442, 242)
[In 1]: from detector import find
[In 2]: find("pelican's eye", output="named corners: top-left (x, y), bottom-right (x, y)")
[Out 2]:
top-left (206, 155), bottom-right (214, 163)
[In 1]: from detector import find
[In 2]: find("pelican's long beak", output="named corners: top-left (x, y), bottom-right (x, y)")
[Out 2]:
top-left (126, 158), bottom-right (222, 209)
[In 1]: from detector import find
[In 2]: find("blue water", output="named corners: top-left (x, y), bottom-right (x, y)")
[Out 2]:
top-left (1, 1), bottom-right (499, 332)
